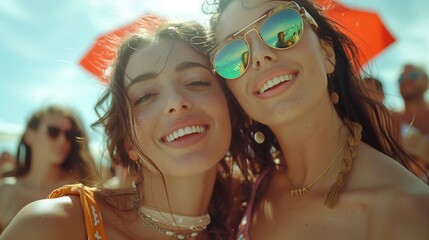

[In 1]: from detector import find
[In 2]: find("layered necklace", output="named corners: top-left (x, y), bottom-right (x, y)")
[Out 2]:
top-left (132, 181), bottom-right (211, 239)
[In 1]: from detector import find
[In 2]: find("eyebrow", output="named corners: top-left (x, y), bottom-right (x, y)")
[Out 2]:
top-left (221, 7), bottom-right (273, 41)
top-left (127, 61), bottom-right (209, 87)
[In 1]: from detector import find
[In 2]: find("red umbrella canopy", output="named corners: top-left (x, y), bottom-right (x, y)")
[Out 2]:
top-left (80, 2), bottom-right (395, 82)
top-left (80, 15), bottom-right (165, 83)
top-left (315, 0), bottom-right (395, 67)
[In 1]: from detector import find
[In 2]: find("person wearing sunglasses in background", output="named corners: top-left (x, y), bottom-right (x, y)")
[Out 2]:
top-left (0, 21), bottom-right (247, 239)
top-left (0, 105), bottom-right (98, 233)
top-left (207, 0), bottom-right (429, 239)
top-left (394, 64), bottom-right (429, 182)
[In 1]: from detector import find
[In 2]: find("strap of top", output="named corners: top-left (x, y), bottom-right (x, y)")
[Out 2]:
top-left (48, 183), bottom-right (107, 240)
top-left (236, 168), bottom-right (270, 240)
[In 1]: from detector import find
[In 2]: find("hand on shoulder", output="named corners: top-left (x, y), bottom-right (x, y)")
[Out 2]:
top-left (0, 196), bottom-right (86, 240)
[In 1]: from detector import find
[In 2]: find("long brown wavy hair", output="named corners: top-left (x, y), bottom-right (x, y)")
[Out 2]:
top-left (204, 0), bottom-right (424, 232)
top-left (92, 20), bottom-right (243, 239)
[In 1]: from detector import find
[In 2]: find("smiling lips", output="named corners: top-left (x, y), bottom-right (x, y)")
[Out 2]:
top-left (258, 73), bottom-right (296, 94)
top-left (165, 125), bottom-right (207, 143)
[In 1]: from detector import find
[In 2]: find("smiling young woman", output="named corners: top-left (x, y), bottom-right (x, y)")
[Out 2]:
top-left (206, 0), bottom-right (429, 239)
top-left (0, 21), bottom-right (247, 240)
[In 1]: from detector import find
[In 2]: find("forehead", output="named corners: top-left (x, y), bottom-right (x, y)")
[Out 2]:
top-left (124, 39), bottom-right (207, 81)
top-left (41, 113), bottom-right (72, 128)
top-left (215, 0), bottom-right (284, 40)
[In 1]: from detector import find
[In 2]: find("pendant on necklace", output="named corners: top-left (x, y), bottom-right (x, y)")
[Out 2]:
top-left (290, 187), bottom-right (309, 196)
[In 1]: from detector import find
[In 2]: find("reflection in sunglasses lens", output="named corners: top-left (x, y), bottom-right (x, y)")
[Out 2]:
top-left (214, 39), bottom-right (249, 79)
top-left (261, 9), bottom-right (303, 49)
top-left (214, 7), bottom-right (304, 80)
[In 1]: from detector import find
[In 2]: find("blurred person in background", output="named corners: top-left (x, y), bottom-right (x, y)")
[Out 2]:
top-left (0, 151), bottom-right (16, 178)
top-left (394, 64), bottom-right (429, 182)
top-left (0, 105), bottom-right (98, 233)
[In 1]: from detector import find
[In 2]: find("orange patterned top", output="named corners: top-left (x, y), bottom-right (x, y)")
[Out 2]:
top-left (48, 184), bottom-right (107, 240)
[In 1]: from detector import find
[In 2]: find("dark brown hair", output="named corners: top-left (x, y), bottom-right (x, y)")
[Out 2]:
top-left (204, 0), bottom-right (423, 229)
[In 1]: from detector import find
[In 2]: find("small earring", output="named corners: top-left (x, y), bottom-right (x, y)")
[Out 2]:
top-left (254, 131), bottom-right (265, 144)
top-left (330, 92), bottom-right (339, 104)
top-left (251, 121), bottom-right (265, 144)
top-left (224, 151), bottom-right (232, 162)
top-left (128, 160), bottom-right (141, 176)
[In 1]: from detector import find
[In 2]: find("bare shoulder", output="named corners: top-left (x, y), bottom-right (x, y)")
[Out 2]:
top-left (368, 188), bottom-right (429, 240)
top-left (353, 143), bottom-right (427, 188)
top-left (0, 195), bottom-right (86, 240)
top-left (354, 143), bottom-right (429, 239)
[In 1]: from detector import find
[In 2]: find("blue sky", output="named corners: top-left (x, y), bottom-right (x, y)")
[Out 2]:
top-left (1, 0), bottom-right (429, 155)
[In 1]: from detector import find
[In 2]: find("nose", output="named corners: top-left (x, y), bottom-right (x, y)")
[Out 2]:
top-left (164, 89), bottom-right (192, 114)
top-left (246, 32), bottom-right (277, 70)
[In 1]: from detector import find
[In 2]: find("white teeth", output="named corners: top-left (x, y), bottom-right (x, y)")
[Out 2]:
top-left (166, 125), bottom-right (206, 142)
top-left (258, 74), bottom-right (295, 94)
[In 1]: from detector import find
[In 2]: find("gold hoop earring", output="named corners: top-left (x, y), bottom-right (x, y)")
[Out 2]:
top-left (128, 160), bottom-right (141, 176)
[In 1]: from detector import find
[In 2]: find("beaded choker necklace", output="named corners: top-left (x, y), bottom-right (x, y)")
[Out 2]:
top-left (132, 181), bottom-right (211, 239)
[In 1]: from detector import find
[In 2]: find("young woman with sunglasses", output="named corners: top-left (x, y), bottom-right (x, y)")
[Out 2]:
top-left (0, 21), bottom-right (243, 240)
top-left (0, 105), bottom-right (97, 233)
top-left (207, 0), bottom-right (429, 239)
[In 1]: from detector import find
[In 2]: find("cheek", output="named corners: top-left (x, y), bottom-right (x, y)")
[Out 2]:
top-left (226, 80), bottom-right (248, 104)
top-left (133, 116), bottom-right (157, 146)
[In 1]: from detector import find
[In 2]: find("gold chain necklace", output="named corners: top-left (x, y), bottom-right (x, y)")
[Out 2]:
top-left (283, 141), bottom-right (347, 196)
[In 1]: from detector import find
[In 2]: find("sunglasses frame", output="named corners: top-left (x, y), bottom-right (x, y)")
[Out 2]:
top-left (211, 1), bottom-right (319, 80)
top-left (47, 125), bottom-right (76, 141)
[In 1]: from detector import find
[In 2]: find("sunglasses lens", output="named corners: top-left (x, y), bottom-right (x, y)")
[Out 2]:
top-left (65, 130), bottom-right (76, 141)
top-left (260, 9), bottom-right (303, 49)
top-left (47, 126), bottom-right (60, 139)
top-left (409, 71), bottom-right (420, 80)
top-left (214, 39), bottom-right (249, 80)
top-left (399, 71), bottom-right (421, 83)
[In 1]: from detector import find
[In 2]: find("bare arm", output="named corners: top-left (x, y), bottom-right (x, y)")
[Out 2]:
top-left (0, 196), bottom-right (86, 240)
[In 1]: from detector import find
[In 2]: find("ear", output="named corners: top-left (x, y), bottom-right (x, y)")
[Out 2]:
top-left (23, 129), bottom-right (35, 146)
top-left (321, 40), bottom-right (335, 74)
top-left (124, 140), bottom-right (139, 161)
top-left (128, 148), bottom-right (139, 161)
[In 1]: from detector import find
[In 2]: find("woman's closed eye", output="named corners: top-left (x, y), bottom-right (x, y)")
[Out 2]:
top-left (133, 92), bottom-right (158, 106)
top-left (186, 80), bottom-right (212, 90)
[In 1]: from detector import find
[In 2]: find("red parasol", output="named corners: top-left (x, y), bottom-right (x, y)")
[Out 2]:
top-left (80, 2), bottom-right (395, 82)
top-left (315, 0), bottom-right (395, 67)
top-left (79, 15), bottom-right (165, 83)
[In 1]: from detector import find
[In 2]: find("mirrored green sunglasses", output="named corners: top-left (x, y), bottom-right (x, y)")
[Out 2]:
top-left (211, 1), bottom-right (318, 80)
